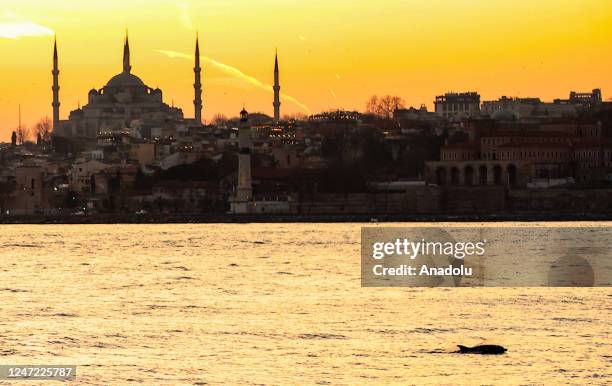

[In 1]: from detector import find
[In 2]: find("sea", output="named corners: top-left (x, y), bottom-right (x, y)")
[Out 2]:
top-left (0, 223), bottom-right (609, 385)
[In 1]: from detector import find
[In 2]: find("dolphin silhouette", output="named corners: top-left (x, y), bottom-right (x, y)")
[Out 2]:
top-left (457, 345), bottom-right (507, 354)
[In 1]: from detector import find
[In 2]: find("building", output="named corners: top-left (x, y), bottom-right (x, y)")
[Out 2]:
top-left (425, 121), bottom-right (612, 188)
top-left (434, 92), bottom-right (481, 119)
top-left (228, 108), bottom-right (293, 214)
top-left (129, 143), bottom-right (155, 167)
top-left (70, 159), bottom-right (111, 192)
top-left (151, 180), bottom-right (222, 211)
top-left (482, 89), bottom-right (604, 120)
top-left (393, 105), bottom-right (438, 122)
top-left (230, 109), bottom-right (253, 213)
top-left (235, 108), bottom-right (253, 202)
top-left (481, 97), bottom-right (541, 120)
top-left (555, 89), bottom-right (602, 107)
top-left (7, 165), bottom-right (47, 215)
top-left (54, 32), bottom-right (203, 139)
top-left (159, 151), bottom-right (201, 171)
top-left (309, 110), bottom-right (361, 123)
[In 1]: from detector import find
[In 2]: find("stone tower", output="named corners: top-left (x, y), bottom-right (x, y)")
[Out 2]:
top-left (123, 30), bottom-right (131, 73)
top-left (273, 51), bottom-right (281, 122)
top-left (52, 36), bottom-right (60, 130)
top-left (194, 33), bottom-right (202, 126)
top-left (236, 108), bottom-right (252, 202)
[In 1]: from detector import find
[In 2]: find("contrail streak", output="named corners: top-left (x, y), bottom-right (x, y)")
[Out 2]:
top-left (156, 49), bottom-right (312, 114)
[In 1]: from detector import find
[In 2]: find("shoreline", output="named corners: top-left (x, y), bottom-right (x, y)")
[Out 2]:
top-left (0, 213), bottom-right (610, 224)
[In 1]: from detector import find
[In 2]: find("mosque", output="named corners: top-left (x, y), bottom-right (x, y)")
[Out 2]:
top-left (52, 33), bottom-right (191, 138)
top-left (51, 32), bottom-right (280, 138)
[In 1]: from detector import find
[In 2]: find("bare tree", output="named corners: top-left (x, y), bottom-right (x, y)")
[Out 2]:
top-left (211, 113), bottom-right (228, 125)
top-left (366, 95), bottom-right (380, 116)
top-left (16, 125), bottom-right (30, 145)
top-left (366, 95), bottom-right (406, 119)
top-left (34, 117), bottom-right (52, 143)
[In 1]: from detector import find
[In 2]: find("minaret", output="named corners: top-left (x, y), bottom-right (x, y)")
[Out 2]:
top-left (273, 50), bottom-right (281, 122)
top-left (52, 36), bottom-right (60, 131)
top-left (193, 33), bottom-right (202, 126)
top-left (236, 108), bottom-right (252, 202)
top-left (123, 30), bottom-right (131, 73)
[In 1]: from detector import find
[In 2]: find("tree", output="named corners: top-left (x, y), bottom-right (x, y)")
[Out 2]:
top-left (15, 125), bottom-right (30, 145)
top-left (366, 95), bottom-right (406, 119)
top-left (34, 117), bottom-right (52, 143)
top-left (211, 113), bottom-right (228, 125)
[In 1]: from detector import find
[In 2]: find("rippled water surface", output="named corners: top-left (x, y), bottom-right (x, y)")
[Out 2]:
top-left (0, 223), bottom-right (610, 385)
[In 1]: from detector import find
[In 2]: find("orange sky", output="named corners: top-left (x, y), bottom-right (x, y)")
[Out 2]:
top-left (0, 0), bottom-right (611, 138)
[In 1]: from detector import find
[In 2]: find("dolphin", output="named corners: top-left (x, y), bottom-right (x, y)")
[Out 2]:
top-left (457, 345), bottom-right (507, 354)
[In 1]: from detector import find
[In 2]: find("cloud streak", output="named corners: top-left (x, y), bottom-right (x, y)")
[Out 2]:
top-left (0, 20), bottom-right (54, 39)
top-left (156, 49), bottom-right (312, 114)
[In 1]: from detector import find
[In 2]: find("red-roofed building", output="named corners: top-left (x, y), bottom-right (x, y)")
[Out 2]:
top-left (426, 122), bottom-right (612, 187)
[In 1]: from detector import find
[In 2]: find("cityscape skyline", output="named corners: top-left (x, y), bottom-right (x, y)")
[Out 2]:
top-left (1, 3), bottom-right (610, 385)
top-left (1, 0), bottom-right (611, 137)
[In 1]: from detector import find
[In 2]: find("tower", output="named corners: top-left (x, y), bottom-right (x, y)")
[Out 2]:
top-left (194, 33), bottom-right (203, 126)
top-left (52, 36), bottom-right (60, 130)
top-left (236, 108), bottom-right (252, 202)
top-left (273, 51), bottom-right (281, 122)
top-left (123, 30), bottom-right (131, 73)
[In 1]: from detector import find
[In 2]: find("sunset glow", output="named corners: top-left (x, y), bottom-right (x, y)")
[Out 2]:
top-left (0, 0), bottom-right (611, 136)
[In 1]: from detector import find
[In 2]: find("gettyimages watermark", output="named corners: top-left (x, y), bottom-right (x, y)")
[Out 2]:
top-left (361, 227), bottom-right (612, 287)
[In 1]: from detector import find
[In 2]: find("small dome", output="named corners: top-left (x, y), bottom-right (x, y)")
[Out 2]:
top-left (492, 109), bottom-right (516, 121)
top-left (106, 72), bottom-right (146, 89)
top-left (240, 108), bottom-right (249, 121)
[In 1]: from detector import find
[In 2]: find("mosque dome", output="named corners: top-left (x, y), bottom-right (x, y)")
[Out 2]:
top-left (105, 72), bottom-right (146, 89)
